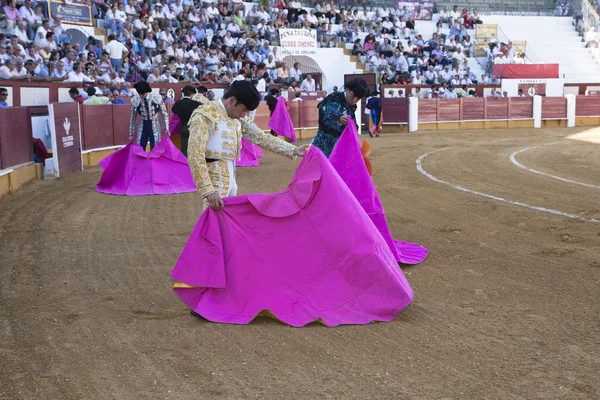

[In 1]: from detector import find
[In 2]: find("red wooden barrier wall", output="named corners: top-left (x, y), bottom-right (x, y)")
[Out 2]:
top-left (541, 97), bottom-right (567, 119)
top-left (510, 98), bottom-right (534, 119)
top-left (462, 98), bottom-right (485, 120)
top-left (0, 107), bottom-right (34, 169)
top-left (575, 95), bottom-right (600, 116)
top-left (381, 98), bottom-right (409, 123)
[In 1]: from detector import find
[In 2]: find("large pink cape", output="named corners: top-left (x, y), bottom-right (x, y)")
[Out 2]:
top-left (268, 96), bottom-right (297, 142)
top-left (96, 136), bottom-right (197, 196)
top-left (329, 119), bottom-right (428, 265)
top-left (171, 148), bottom-right (413, 327)
top-left (235, 137), bottom-right (263, 167)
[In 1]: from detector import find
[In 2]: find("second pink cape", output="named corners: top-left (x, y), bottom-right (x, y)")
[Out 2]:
top-left (329, 119), bottom-right (428, 265)
top-left (268, 96), bottom-right (297, 142)
top-left (96, 136), bottom-right (197, 196)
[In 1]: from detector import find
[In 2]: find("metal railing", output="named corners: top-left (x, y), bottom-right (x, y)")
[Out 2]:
top-left (581, 0), bottom-right (600, 64)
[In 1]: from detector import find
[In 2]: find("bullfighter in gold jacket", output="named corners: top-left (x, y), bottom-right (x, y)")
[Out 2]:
top-left (187, 81), bottom-right (308, 211)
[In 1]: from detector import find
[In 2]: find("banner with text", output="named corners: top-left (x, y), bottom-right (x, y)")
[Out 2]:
top-left (476, 24), bottom-right (498, 40)
top-left (278, 29), bottom-right (317, 55)
top-left (511, 40), bottom-right (527, 56)
top-left (397, 1), bottom-right (435, 20)
top-left (48, 0), bottom-right (92, 26)
top-left (474, 40), bottom-right (491, 57)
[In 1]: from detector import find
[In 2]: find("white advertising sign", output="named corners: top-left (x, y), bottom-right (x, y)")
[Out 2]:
top-left (278, 29), bottom-right (317, 55)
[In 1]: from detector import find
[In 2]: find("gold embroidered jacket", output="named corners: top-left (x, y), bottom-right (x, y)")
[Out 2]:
top-left (188, 99), bottom-right (297, 197)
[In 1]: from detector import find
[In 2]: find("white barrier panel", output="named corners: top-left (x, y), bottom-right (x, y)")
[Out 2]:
top-left (408, 97), bottom-right (419, 133)
top-left (533, 95), bottom-right (542, 128)
top-left (565, 94), bottom-right (576, 128)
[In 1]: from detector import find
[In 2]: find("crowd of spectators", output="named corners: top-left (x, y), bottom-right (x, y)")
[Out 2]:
top-left (0, 0), bottom-right (348, 94)
top-left (345, 5), bottom-right (530, 92)
top-left (0, 0), bottom-right (532, 103)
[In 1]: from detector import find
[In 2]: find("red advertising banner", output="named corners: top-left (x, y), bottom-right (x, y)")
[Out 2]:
top-left (492, 64), bottom-right (559, 79)
top-left (48, 102), bottom-right (83, 177)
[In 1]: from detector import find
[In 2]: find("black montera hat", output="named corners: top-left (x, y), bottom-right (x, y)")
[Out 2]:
top-left (134, 81), bottom-right (152, 94)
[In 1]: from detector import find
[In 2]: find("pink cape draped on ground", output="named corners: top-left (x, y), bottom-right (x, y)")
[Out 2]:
top-left (268, 96), bottom-right (297, 142)
top-left (329, 119), bottom-right (428, 265)
top-left (96, 136), bottom-right (197, 196)
top-left (171, 148), bottom-right (413, 327)
top-left (235, 137), bottom-right (263, 167)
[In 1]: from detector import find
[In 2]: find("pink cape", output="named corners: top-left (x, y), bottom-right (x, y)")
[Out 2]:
top-left (171, 148), bottom-right (413, 327)
top-left (235, 137), bottom-right (263, 167)
top-left (329, 119), bottom-right (428, 265)
top-left (96, 136), bottom-right (197, 196)
top-left (268, 96), bottom-right (297, 142)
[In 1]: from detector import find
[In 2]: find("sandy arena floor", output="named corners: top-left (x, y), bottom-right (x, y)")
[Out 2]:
top-left (1, 127), bottom-right (599, 399)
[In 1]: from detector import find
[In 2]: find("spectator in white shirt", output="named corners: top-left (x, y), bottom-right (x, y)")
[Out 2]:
top-left (146, 67), bottom-right (163, 83)
top-left (107, 3), bottom-right (127, 36)
top-left (137, 54), bottom-right (152, 75)
top-left (586, 27), bottom-right (599, 48)
top-left (142, 33), bottom-right (157, 55)
top-left (438, 7), bottom-right (451, 26)
top-left (450, 6), bottom-right (461, 26)
top-left (443, 86), bottom-right (458, 98)
top-left (223, 31), bottom-right (236, 47)
top-left (396, 52), bottom-right (409, 74)
top-left (0, 58), bottom-right (16, 79)
top-left (160, 69), bottom-right (178, 83)
top-left (104, 35), bottom-right (128, 70)
top-left (125, 0), bottom-right (137, 18)
top-left (60, 51), bottom-right (76, 73)
top-left (19, 0), bottom-right (37, 39)
top-left (34, 20), bottom-right (49, 46)
top-left (487, 88), bottom-right (500, 97)
top-left (292, 92), bottom-right (303, 101)
top-left (300, 74), bottom-right (316, 91)
top-left (51, 60), bottom-right (67, 79)
top-left (452, 48), bottom-right (467, 70)
top-left (13, 22), bottom-right (29, 45)
top-left (66, 63), bottom-right (93, 82)
top-left (256, 72), bottom-right (268, 92)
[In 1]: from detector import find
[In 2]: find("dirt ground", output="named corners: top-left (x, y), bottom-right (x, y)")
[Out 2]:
top-left (1, 127), bottom-right (599, 399)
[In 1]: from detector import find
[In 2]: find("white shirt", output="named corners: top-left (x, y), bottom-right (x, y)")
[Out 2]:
top-left (142, 38), bottom-right (157, 49)
top-left (13, 28), bottom-right (29, 44)
top-left (256, 78), bottom-right (266, 92)
top-left (0, 65), bottom-right (13, 79)
top-left (19, 6), bottom-right (36, 24)
top-left (206, 6), bottom-right (219, 18)
top-left (290, 67), bottom-right (301, 81)
top-left (300, 78), bottom-right (315, 91)
top-left (443, 90), bottom-right (458, 99)
top-left (35, 26), bottom-right (47, 46)
top-left (160, 74), bottom-right (178, 83)
top-left (104, 40), bottom-right (128, 59)
top-left (114, 9), bottom-right (127, 22)
top-left (223, 36), bottom-right (236, 47)
top-left (67, 71), bottom-right (93, 82)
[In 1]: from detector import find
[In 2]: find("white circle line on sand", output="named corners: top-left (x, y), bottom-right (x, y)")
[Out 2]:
top-left (416, 147), bottom-right (600, 224)
top-left (509, 145), bottom-right (600, 190)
